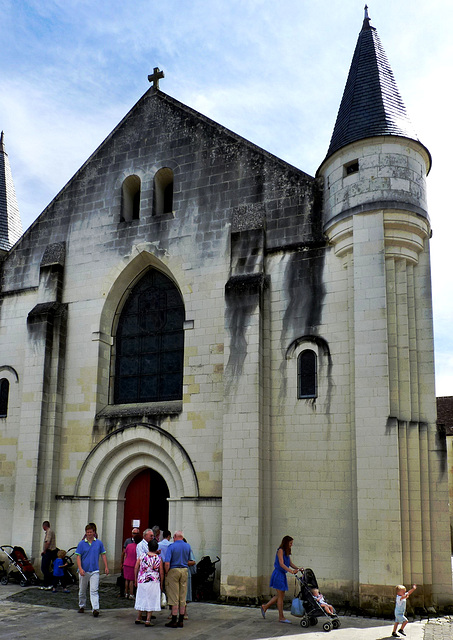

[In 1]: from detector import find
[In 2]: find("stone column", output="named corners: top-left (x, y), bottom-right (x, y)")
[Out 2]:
top-left (12, 244), bottom-right (67, 559)
top-left (220, 224), bottom-right (270, 599)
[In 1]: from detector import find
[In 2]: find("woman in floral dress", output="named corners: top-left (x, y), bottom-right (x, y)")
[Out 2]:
top-left (134, 538), bottom-right (163, 626)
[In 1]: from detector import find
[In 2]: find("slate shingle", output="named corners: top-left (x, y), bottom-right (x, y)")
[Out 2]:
top-left (325, 14), bottom-right (422, 160)
top-left (0, 132), bottom-right (23, 251)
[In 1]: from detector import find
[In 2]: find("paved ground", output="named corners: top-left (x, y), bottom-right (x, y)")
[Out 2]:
top-left (0, 581), bottom-right (451, 640)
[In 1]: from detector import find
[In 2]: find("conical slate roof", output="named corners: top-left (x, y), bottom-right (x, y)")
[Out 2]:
top-left (0, 131), bottom-right (23, 251)
top-left (326, 8), bottom-right (421, 160)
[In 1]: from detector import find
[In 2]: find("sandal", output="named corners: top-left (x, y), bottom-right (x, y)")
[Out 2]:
top-left (144, 621), bottom-right (154, 627)
top-left (135, 619), bottom-right (143, 624)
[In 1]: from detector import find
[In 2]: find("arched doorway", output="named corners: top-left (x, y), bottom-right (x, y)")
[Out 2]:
top-left (74, 423), bottom-right (199, 567)
top-left (122, 468), bottom-right (169, 543)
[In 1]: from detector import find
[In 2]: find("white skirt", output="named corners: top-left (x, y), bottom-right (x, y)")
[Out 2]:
top-left (135, 581), bottom-right (162, 612)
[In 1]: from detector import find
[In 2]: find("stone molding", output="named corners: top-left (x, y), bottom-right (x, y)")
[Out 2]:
top-left (327, 210), bottom-right (430, 264)
top-left (74, 423), bottom-right (199, 500)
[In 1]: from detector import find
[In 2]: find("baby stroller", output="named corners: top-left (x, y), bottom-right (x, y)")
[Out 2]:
top-left (193, 555), bottom-right (220, 601)
top-left (0, 545), bottom-right (40, 586)
top-left (0, 557), bottom-right (6, 582)
top-left (294, 568), bottom-right (341, 632)
top-left (60, 547), bottom-right (78, 585)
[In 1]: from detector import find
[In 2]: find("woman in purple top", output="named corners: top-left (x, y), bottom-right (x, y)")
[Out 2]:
top-left (260, 536), bottom-right (303, 624)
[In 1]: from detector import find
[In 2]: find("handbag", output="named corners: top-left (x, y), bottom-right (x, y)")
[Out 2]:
top-left (161, 591), bottom-right (167, 607)
top-left (291, 596), bottom-right (304, 617)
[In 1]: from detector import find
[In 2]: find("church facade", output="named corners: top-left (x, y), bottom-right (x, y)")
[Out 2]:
top-left (0, 12), bottom-right (451, 612)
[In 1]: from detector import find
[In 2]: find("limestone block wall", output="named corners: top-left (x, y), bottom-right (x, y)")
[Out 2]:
top-left (322, 137), bottom-right (430, 227)
top-left (264, 246), bottom-right (356, 602)
top-left (0, 291), bottom-right (32, 547)
top-left (1, 85), bottom-right (448, 608)
top-left (448, 435), bottom-right (453, 544)
top-left (0, 89), bottom-right (319, 571)
top-left (316, 135), bottom-right (452, 610)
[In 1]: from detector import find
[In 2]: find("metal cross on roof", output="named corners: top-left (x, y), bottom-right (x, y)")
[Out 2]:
top-left (148, 67), bottom-right (164, 89)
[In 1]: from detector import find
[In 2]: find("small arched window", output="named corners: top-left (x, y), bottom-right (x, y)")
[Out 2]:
top-left (0, 378), bottom-right (10, 417)
top-left (121, 175), bottom-right (141, 221)
top-left (298, 350), bottom-right (317, 399)
top-left (114, 269), bottom-right (184, 404)
top-left (153, 168), bottom-right (174, 215)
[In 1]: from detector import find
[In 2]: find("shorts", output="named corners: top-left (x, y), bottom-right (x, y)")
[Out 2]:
top-left (395, 613), bottom-right (408, 624)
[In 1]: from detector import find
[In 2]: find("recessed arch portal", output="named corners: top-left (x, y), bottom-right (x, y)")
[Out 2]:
top-left (74, 424), bottom-right (199, 565)
top-left (75, 423), bottom-right (199, 500)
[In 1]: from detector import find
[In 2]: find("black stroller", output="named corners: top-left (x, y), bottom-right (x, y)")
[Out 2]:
top-left (192, 555), bottom-right (220, 601)
top-left (60, 547), bottom-right (78, 585)
top-left (294, 568), bottom-right (341, 632)
top-left (0, 545), bottom-right (40, 586)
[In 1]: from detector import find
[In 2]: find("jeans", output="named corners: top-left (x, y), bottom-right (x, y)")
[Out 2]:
top-left (78, 570), bottom-right (100, 610)
top-left (41, 550), bottom-right (56, 587)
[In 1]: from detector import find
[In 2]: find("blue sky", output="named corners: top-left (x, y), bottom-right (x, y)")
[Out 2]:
top-left (1, 0), bottom-right (452, 394)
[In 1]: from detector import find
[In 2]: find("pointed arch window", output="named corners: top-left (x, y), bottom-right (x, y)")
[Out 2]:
top-left (121, 175), bottom-right (141, 221)
top-left (153, 168), bottom-right (174, 215)
top-left (114, 269), bottom-right (184, 404)
top-left (0, 378), bottom-right (9, 417)
top-left (298, 350), bottom-right (317, 399)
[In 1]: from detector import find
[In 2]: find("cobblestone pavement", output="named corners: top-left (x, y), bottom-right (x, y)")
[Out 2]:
top-left (422, 618), bottom-right (453, 639)
top-left (0, 582), bottom-right (451, 640)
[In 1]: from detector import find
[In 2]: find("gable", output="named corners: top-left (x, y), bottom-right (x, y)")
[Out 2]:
top-left (1, 89), bottom-right (321, 292)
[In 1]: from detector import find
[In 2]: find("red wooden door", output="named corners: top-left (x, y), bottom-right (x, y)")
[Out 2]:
top-left (122, 468), bottom-right (169, 545)
top-left (122, 469), bottom-right (151, 544)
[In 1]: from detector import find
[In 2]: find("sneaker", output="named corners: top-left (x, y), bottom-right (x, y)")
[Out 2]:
top-left (399, 631), bottom-right (406, 637)
top-left (78, 607), bottom-right (85, 614)
top-left (392, 633), bottom-right (399, 638)
top-left (92, 610), bottom-right (99, 617)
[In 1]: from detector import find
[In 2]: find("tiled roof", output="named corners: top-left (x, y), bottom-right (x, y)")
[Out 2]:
top-left (325, 11), bottom-right (421, 160)
top-left (0, 132), bottom-right (23, 251)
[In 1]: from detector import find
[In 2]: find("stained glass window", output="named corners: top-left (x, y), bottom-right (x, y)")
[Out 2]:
top-left (114, 270), bottom-right (184, 404)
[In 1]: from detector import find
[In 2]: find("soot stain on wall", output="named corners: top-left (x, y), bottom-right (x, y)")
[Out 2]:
top-left (282, 247), bottom-right (326, 346)
top-left (224, 274), bottom-right (267, 397)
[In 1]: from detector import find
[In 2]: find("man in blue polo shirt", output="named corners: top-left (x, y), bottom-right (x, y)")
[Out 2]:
top-left (164, 531), bottom-right (192, 628)
top-left (75, 524), bottom-right (109, 617)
